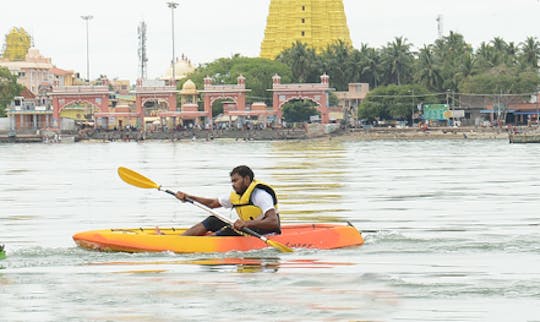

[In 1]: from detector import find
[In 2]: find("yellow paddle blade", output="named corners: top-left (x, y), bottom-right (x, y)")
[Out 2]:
top-left (117, 167), bottom-right (160, 189)
top-left (267, 239), bottom-right (294, 253)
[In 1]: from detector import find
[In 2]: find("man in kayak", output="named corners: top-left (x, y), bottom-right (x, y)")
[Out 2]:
top-left (176, 165), bottom-right (281, 236)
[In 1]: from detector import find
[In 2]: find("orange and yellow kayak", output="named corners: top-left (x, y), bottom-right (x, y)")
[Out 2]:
top-left (73, 223), bottom-right (364, 253)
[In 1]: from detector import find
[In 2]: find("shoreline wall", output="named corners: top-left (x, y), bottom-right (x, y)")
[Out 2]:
top-left (1, 125), bottom-right (522, 143)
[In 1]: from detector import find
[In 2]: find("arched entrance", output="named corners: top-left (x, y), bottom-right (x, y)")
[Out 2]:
top-left (141, 98), bottom-right (169, 116)
top-left (199, 75), bottom-right (251, 128)
top-left (60, 101), bottom-right (99, 122)
top-left (51, 86), bottom-right (110, 128)
top-left (270, 73), bottom-right (332, 124)
top-left (279, 98), bottom-right (320, 123)
top-left (135, 84), bottom-right (177, 129)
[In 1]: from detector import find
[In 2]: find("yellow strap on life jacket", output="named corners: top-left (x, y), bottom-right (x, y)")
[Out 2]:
top-left (229, 180), bottom-right (278, 221)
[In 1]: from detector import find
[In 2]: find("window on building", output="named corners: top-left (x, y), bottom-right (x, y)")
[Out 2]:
top-left (302, 5), bottom-right (305, 11)
top-left (301, 18), bottom-right (305, 23)
top-left (301, 31), bottom-right (305, 37)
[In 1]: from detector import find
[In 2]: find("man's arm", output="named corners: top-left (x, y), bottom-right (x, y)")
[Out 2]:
top-left (175, 191), bottom-right (221, 209)
top-left (235, 208), bottom-right (279, 231)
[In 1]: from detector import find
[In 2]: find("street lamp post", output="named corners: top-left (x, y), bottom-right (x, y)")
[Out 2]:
top-left (81, 15), bottom-right (93, 83)
top-left (167, 2), bottom-right (179, 86)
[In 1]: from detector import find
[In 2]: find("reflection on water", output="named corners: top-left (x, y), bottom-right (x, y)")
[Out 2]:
top-left (86, 257), bottom-right (355, 274)
top-left (269, 140), bottom-right (349, 222)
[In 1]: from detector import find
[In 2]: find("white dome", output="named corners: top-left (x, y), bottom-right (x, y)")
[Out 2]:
top-left (161, 55), bottom-right (195, 80)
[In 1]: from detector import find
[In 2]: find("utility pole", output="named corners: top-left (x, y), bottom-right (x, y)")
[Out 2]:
top-left (166, 2), bottom-right (179, 86)
top-left (411, 89), bottom-right (415, 126)
top-left (451, 90), bottom-right (455, 125)
top-left (445, 90), bottom-right (451, 126)
top-left (81, 15), bottom-right (93, 83)
top-left (536, 89), bottom-right (539, 125)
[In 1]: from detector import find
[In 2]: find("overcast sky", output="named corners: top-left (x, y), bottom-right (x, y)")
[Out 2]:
top-left (2, 0), bottom-right (540, 82)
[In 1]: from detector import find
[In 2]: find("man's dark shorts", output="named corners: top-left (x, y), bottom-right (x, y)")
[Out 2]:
top-left (202, 215), bottom-right (281, 236)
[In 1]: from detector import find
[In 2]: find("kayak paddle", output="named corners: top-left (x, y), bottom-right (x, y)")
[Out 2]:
top-left (117, 166), bottom-right (293, 253)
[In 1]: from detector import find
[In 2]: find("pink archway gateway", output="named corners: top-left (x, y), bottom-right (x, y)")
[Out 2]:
top-left (199, 75), bottom-right (281, 127)
top-left (270, 73), bottom-right (333, 124)
top-left (199, 75), bottom-right (251, 126)
top-left (135, 85), bottom-right (178, 126)
top-left (51, 86), bottom-right (110, 127)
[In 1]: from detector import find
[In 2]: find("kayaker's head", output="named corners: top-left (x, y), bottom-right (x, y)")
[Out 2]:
top-left (230, 165), bottom-right (254, 195)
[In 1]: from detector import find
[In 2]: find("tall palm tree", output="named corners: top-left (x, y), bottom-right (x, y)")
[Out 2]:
top-left (320, 40), bottom-right (354, 90)
top-left (431, 31), bottom-right (473, 92)
top-left (433, 31), bottom-right (470, 61)
top-left (415, 45), bottom-right (443, 91)
top-left (490, 37), bottom-right (508, 66)
top-left (519, 36), bottom-right (540, 69)
top-left (358, 45), bottom-right (382, 88)
top-left (505, 42), bottom-right (519, 66)
top-left (381, 36), bottom-right (414, 85)
top-left (454, 51), bottom-right (476, 84)
top-left (475, 42), bottom-right (498, 70)
top-left (276, 41), bottom-right (319, 83)
top-left (491, 37), bottom-right (508, 53)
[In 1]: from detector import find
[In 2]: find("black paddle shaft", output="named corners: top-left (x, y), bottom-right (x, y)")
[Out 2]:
top-left (164, 189), bottom-right (176, 197)
top-left (176, 195), bottom-right (264, 239)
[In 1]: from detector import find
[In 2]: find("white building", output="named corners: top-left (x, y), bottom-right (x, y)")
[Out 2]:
top-left (0, 48), bottom-right (74, 95)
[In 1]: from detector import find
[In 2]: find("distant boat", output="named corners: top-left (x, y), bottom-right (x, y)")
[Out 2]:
top-left (509, 127), bottom-right (540, 143)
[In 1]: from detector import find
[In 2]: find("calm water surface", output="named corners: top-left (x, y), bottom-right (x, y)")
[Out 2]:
top-left (1, 139), bottom-right (539, 321)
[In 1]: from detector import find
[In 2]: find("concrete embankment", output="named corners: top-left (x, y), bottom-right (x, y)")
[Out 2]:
top-left (0, 133), bottom-right (43, 143)
top-left (342, 126), bottom-right (509, 141)
top-left (2, 126), bottom-right (513, 143)
top-left (80, 127), bottom-right (310, 141)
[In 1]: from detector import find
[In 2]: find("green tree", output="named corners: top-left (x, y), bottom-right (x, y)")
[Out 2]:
top-left (454, 51), bottom-right (476, 84)
top-left (475, 42), bottom-right (499, 71)
top-left (431, 31), bottom-right (474, 92)
top-left (276, 41), bottom-right (320, 83)
top-left (380, 36), bottom-right (414, 86)
top-left (281, 99), bottom-right (319, 123)
top-left (415, 45), bottom-right (443, 91)
top-left (357, 44), bottom-right (382, 88)
top-left (319, 40), bottom-right (357, 91)
top-left (358, 84), bottom-right (438, 122)
top-left (211, 98), bottom-right (228, 117)
top-left (0, 66), bottom-right (23, 116)
top-left (519, 36), bottom-right (540, 69)
top-left (460, 65), bottom-right (540, 95)
top-left (505, 41), bottom-right (519, 66)
top-left (185, 55), bottom-right (292, 109)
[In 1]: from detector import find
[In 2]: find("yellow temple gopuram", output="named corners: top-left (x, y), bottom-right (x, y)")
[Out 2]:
top-left (260, 0), bottom-right (352, 59)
